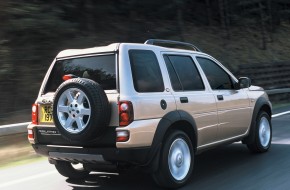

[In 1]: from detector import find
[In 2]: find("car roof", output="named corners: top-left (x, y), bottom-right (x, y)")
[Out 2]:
top-left (56, 43), bottom-right (120, 59)
top-left (56, 42), bottom-right (207, 59)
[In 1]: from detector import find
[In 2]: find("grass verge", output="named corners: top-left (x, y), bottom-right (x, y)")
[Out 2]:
top-left (0, 133), bottom-right (44, 169)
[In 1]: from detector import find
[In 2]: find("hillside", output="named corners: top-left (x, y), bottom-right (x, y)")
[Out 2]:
top-left (1, 0), bottom-right (290, 124)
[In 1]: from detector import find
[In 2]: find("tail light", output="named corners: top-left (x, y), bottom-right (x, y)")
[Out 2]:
top-left (116, 131), bottom-right (130, 142)
top-left (119, 101), bottom-right (133, 126)
top-left (32, 104), bottom-right (38, 125)
top-left (28, 129), bottom-right (34, 140)
top-left (62, 74), bottom-right (78, 81)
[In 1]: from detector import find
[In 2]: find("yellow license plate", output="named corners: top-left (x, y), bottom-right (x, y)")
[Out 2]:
top-left (40, 105), bottom-right (53, 123)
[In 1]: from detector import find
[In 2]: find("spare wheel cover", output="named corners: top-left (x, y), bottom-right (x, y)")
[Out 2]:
top-left (52, 78), bottom-right (110, 143)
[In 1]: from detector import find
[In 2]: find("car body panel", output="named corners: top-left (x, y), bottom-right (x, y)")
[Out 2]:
top-left (29, 41), bottom-right (272, 171)
top-left (213, 89), bottom-right (252, 140)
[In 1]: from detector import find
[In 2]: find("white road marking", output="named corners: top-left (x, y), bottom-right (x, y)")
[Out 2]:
top-left (0, 170), bottom-right (57, 188)
top-left (272, 111), bottom-right (290, 118)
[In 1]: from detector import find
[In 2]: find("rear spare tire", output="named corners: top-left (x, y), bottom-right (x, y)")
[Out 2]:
top-left (53, 78), bottom-right (110, 143)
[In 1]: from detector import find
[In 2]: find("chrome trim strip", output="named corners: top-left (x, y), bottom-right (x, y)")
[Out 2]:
top-left (47, 145), bottom-right (83, 148)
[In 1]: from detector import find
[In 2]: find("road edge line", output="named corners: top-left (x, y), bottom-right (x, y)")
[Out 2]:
top-left (272, 111), bottom-right (290, 118)
top-left (0, 170), bottom-right (57, 188)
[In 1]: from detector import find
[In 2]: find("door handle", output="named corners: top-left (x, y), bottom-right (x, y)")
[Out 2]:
top-left (180, 97), bottom-right (188, 103)
top-left (217, 95), bottom-right (224, 101)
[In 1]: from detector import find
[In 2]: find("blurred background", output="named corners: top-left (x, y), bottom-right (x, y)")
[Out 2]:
top-left (0, 0), bottom-right (290, 125)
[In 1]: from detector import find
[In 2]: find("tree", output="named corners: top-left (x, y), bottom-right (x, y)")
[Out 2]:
top-left (238, 0), bottom-right (269, 50)
top-left (0, 1), bottom-right (77, 112)
top-left (218, 0), bottom-right (231, 39)
top-left (174, 0), bottom-right (186, 41)
top-left (258, 1), bottom-right (268, 50)
top-left (205, 0), bottom-right (213, 26)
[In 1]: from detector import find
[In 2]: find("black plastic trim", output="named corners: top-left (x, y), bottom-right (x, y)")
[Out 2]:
top-left (35, 126), bottom-right (117, 147)
top-left (32, 144), bottom-right (151, 165)
top-left (147, 110), bottom-right (197, 172)
top-left (180, 97), bottom-right (189, 103)
top-left (145, 39), bottom-right (201, 52)
top-left (243, 96), bottom-right (272, 144)
top-left (217, 95), bottom-right (224, 101)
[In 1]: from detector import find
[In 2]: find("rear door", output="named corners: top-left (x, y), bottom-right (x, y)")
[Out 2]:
top-left (162, 53), bottom-right (218, 147)
top-left (43, 54), bottom-right (119, 126)
top-left (124, 49), bottom-right (177, 120)
top-left (195, 56), bottom-right (251, 141)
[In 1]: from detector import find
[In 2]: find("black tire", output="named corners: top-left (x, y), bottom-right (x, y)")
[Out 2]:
top-left (152, 130), bottom-right (194, 189)
top-left (53, 78), bottom-right (110, 143)
top-left (246, 111), bottom-right (272, 153)
top-left (54, 160), bottom-right (90, 179)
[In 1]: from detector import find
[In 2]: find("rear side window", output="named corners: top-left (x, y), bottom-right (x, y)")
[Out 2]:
top-left (129, 50), bottom-right (164, 92)
top-left (164, 55), bottom-right (204, 91)
top-left (45, 54), bottom-right (116, 93)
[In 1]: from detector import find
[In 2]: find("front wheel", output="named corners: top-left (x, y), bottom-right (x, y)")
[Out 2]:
top-left (246, 111), bottom-right (272, 153)
top-left (152, 130), bottom-right (194, 189)
top-left (54, 160), bottom-right (90, 179)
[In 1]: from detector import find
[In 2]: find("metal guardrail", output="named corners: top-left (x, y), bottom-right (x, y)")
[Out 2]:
top-left (0, 122), bottom-right (30, 136)
top-left (265, 88), bottom-right (290, 95)
top-left (0, 88), bottom-right (289, 137)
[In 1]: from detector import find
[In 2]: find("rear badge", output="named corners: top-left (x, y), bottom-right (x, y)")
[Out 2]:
top-left (42, 99), bottom-right (52, 104)
top-left (38, 129), bottom-right (60, 135)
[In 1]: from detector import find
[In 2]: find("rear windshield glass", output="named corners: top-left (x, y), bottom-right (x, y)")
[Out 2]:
top-left (44, 54), bottom-right (116, 93)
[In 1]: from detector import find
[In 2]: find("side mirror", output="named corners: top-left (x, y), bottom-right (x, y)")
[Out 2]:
top-left (239, 77), bottom-right (251, 89)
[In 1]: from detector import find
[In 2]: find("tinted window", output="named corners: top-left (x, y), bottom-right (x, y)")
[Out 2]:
top-left (129, 50), bottom-right (164, 92)
top-left (164, 55), bottom-right (204, 91)
top-left (45, 54), bottom-right (116, 93)
top-left (197, 57), bottom-right (234, 90)
top-left (163, 56), bottom-right (182, 91)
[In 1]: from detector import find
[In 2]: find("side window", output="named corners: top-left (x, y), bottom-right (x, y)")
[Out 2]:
top-left (164, 55), bottom-right (204, 91)
top-left (129, 50), bottom-right (164, 92)
top-left (197, 57), bottom-right (234, 90)
top-left (163, 56), bottom-right (182, 91)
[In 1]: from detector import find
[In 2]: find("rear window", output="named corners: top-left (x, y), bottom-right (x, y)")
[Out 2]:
top-left (164, 55), bottom-right (204, 91)
top-left (44, 54), bottom-right (116, 93)
top-left (129, 50), bottom-right (164, 92)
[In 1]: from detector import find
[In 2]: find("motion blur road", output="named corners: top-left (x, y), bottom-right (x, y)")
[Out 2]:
top-left (1, 114), bottom-right (290, 190)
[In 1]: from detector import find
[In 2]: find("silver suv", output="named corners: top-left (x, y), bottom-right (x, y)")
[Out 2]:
top-left (28, 39), bottom-right (272, 188)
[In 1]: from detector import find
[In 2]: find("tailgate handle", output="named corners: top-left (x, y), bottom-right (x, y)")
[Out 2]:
top-left (217, 95), bottom-right (224, 101)
top-left (180, 97), bottom-right (188, 103)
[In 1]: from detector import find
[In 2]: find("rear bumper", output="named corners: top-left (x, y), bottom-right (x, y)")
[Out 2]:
top-left (32, 144), bottom-right (157, 166)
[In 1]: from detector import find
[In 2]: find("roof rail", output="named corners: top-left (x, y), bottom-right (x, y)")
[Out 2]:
top-left (144, 39), bottom-right (201, 52)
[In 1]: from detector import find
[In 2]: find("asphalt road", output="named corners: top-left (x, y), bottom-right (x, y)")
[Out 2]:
top-left (1, 114), bottom-right (290, 190)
